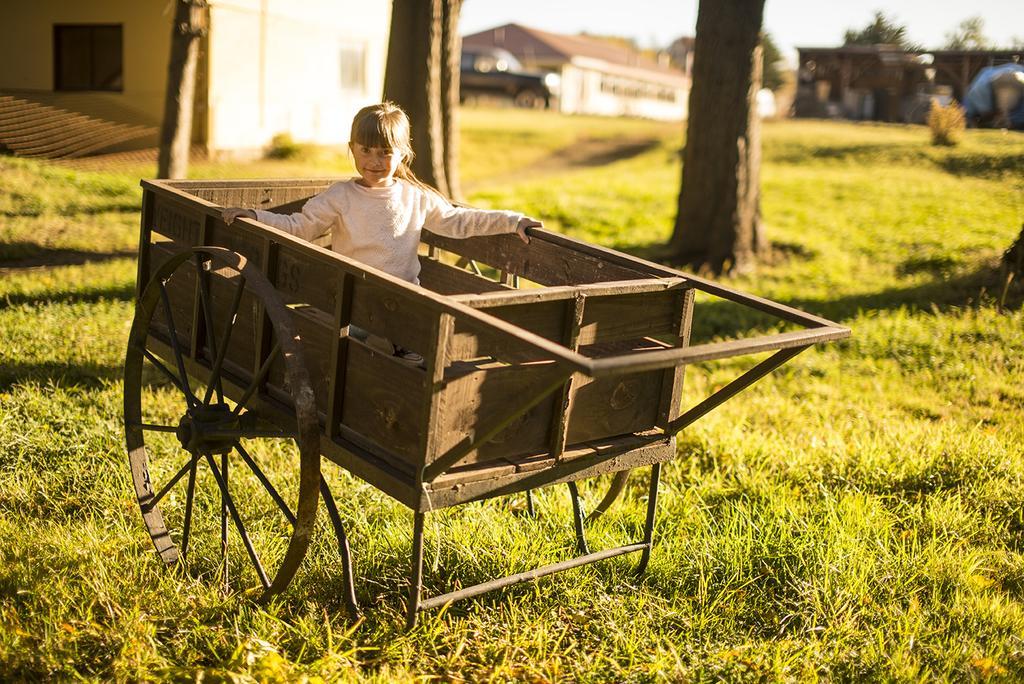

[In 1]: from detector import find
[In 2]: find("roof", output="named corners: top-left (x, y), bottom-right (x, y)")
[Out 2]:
top-left (463, 23), bottom-right (685, 78)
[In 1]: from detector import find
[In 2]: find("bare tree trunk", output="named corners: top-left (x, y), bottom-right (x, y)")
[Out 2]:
top-left (668, 0), bottom-right (767, 275)
top-left (440, 0), bottom-right (463, 201)
top-left (158, 0), bottom-right (206, 179)
top-left (383, 0), bottom-right (462, 198)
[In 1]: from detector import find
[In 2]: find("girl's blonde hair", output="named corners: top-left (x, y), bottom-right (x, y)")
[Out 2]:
top-left (350, 102), bottom-right (445, 198)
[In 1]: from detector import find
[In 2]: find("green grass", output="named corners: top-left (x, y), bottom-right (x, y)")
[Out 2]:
top-left (2, 111), bottom-right (1024, 681)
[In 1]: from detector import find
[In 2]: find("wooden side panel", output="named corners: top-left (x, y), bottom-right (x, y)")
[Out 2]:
top-left (266, 307), bottom-right (335, 418)
top-left (339, 342), bottom-right (428, 469)
top-left (274, 242), bottom-right (340, 313)
top-left (447, 300), bottom-right (567, 364)
top-left (206, 266), bottom-right (261, 386)
top-left (146, 194), bottom-right (204, 354)
top-left (422, 231), bottom-right (649, 285)
top-left (349, 279), bottom-right (439, 356)
top-left (434, 362), bottom-right (559, 466)
top-left (189, 182), bottom-right (331, 210)
top-left (147, 245), bottom-right (196, 355)
top-left (204, 217), bottom-right (267, 265)
top-left (565, 371), bottom-right (664, 444)
top-left (417, 256), bottom-right (510, 296)
top-left (577, 289), bottom-right (678, 346)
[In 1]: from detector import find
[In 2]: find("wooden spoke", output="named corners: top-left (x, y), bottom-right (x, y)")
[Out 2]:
top-left (180, 459), bottom-right (198, 561)
top-left (128, 422), bottom-right (178, 433)
top-left (141, 347), bottom-right (196, 403)
top-left (230, 342), bottom-right (281, 418)
top-left (206, 453), bottom-right (271, 589)
top-left (215, 429), bottom-right (297, 440)
top-left (234, 442), bottom-right (297, 525)
top-left (159, 280), bottom-right (197, 411)
top-left (195, 254), bottom-right (224, 404)
top-left (203, 275), bottom-right (246, 406)
top-left (142, 452), bottom-right (201, 513)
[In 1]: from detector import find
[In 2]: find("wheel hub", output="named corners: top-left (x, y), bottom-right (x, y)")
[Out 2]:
top-left (176, 403), bottom-right (238, 455)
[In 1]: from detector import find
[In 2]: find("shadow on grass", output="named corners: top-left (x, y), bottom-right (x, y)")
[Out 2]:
top-left (0, 242), bottom-right (136, 269)
top-left (937, 152), bottom-right (1024, 179)
top-left (0, 281), bottom-right (135, 309)
top-left (0, 360), bottom-right (122, 390)
top-left (0, 202), bottom-right (139, 218)
top-left (767, 142), bottom-right (922, 167)
top-left (620, 243), bottom-right (1018, 340)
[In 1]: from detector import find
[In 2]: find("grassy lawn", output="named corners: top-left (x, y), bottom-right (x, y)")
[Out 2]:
top-left (1, 110), bottom-right (1023, 681)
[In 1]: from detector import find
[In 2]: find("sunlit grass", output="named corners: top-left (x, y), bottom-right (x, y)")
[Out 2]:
top-left (1, 112), bottom-right (1023, 680)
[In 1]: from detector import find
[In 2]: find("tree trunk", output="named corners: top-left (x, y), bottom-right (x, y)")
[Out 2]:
top-left (667, 0), bottom-right (766, 275)
top-left (158, 0), bottom-right (205, 179)
top-left (440, 0), bottom-right (463, 201)
top-left (383, 0), bottom-right (462, 199)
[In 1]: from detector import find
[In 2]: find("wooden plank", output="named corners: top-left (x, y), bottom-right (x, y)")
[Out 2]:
top-left (206, 264), bottom-right (260, 386)
top-left (349, 278), bottom-right (440, 356)
top-left (422, 230), bottom-right (650, 286)
top-left (148, 243), bottom-right (197, 357)
top-left (340, 341), bottom-right (428, 469)
top-left (549, 294), bottom-right (585, 460)
top-left (421, 433), bottom-right (675, 510)
top-left (451, 277), bottom-right (684, 308)
top-left (274, 241), bottom-right (341, 313)
top-left (577, 288), bottom-right (678, 346)
top-left (205, 215), bottom-right (266, 265)
top-left (325, 273), bottom-right (354, 441)
top-left (657, 288), bottom-right (695, 427)
top-left (417, 255), bottom-right (510, 296)
top-left (565, 371), bottom-right (663, 444)
top-left (444, 305), bottom-right (565, 368)
top-left (421, 313), bottom-right (454, 469)
top-left (433, 361), bottom-right (561, 469)
top-left (150, 193), bottom-right (203, 248)
top-left (188, 215), bottom-right (214, 360)
top-left (136, 189), bottom-right (154, 299)
top-left (265, 305), bottom-right (335, 417)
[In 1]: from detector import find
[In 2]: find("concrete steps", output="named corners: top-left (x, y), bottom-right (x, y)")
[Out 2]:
top-left (0, 94), bottom-right (159, 159)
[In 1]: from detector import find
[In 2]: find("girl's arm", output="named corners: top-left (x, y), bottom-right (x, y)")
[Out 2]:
top-left (423, 194), bottom-right (538, 244)
top-left (221, 186), bottom-right (343, 241)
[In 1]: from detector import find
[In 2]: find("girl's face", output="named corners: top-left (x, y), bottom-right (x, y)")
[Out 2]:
top-left (350, 142), bottom-right (404, 188)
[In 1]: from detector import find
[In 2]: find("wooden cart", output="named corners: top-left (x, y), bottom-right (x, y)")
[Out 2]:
top-left (125, 178), bottom-right (849, 627)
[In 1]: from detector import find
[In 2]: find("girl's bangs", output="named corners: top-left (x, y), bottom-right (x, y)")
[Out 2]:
top-left (352, 114), bottom-right (404, 150)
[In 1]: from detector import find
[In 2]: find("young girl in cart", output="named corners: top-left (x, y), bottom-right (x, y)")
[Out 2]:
top-left (222, 102), bottom-right (539, 363)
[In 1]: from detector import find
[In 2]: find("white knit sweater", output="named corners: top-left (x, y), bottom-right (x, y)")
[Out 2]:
top-left (254, 178), bottom-right (522, 284)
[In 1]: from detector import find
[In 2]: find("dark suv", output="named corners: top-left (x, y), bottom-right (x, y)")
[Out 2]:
top-left (460, 47), bottom-right (559, 108)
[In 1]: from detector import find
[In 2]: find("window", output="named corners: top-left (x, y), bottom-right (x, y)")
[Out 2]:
top-left (339, 44), bottom-right (366, 93)
top-left (54, 24), bottom-right (123, 91)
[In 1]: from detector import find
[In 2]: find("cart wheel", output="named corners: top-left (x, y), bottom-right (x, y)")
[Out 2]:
top-left (124, 247), bottom-right (320, 599)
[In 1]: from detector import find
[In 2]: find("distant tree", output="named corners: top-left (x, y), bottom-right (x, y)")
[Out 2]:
top-left (158, 0), bottom-right (206, 179)
top-left (843, 11), bottom-right (919, 50)
top-left (761, 32), bottom-right (786, 91)
top-left (667, 0), bottom-right (766, 274)
top-left (383, 0), bottom-right (463, 200)
top-left (944, 16), bottom-right (991, 50)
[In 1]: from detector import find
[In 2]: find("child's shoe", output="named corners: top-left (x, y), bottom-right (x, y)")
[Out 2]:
top-left (394, 346), bottom-right (425, 367)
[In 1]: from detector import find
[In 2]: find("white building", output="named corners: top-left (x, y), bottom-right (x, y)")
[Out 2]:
top-left (463, 23), bottom-right (690, 121)
top-left (0, 0), bottom-right (391, 158)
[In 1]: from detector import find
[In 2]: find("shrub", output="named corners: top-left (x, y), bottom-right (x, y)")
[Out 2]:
top-left (266, 132), bottom-right (304, 159)
top-left (927, 99), bottom-right (966, 146)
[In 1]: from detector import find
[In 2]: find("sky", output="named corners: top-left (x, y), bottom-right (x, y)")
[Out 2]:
top-left (460, 0), bottom-right (1024, 64)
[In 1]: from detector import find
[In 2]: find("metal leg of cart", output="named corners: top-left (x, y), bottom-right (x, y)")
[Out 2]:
top-left (567, 481), bottom-right (590, 555)
top-left (319, 479), bottom-right (360, 616)
top-left (404, 462), bottom-right (662, 629)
